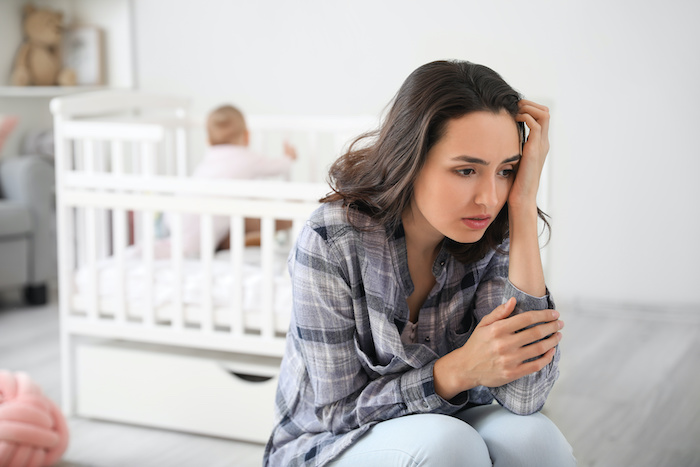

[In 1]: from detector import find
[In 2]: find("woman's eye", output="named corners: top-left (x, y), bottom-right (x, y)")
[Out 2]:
top-left (499, 168), bottom-right (515, 177)
top-left (456, 168), bottom-right (475, 176)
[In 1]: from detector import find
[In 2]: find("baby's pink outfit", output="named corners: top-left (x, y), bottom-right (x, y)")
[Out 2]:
top-left (190, 144), bottom-right (293, 180)
top-left (159, 145), bottom-right (293, 258)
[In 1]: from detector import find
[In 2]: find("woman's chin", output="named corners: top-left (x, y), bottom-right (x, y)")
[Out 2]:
top-left (445, 230), bottom-right (487, 245)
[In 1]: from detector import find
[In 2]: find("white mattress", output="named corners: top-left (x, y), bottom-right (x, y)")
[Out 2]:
top-left (70, 247), bottom-right (293, 333)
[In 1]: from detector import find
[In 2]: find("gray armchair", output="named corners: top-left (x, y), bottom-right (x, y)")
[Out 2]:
top-left (0, 155), bottom-right (56, 305)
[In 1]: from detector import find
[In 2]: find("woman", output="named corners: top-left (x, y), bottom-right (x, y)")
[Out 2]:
top-left (264, 60), bottom-right (575, 466)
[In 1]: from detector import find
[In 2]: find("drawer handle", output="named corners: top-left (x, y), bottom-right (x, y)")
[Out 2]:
top-left (226, 370), bottom-right (273, 383)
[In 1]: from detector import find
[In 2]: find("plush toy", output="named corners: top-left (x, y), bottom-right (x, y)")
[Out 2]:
top-left (0, 116), bottom-right (18, 156)
top-left (10, 4), bottom-right (76, 87)
top-left (0, 370), bottom-right (70, 466)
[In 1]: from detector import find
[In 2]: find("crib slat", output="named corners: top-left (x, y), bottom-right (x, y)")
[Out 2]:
top-left (260, 217), bottom-right (276, 339)
top-left (130, 143), bottom-right (142, 245)
top-left (141, 210), bottom-right (155, 326)
top-left (142, 142), bottom-right (157, 326)
top-left (143, 142), bottom-right (156, 176)
top-left (94, 142), bottom-right (110, 260)
top-left (112, 208), bottom-right (127, 323)
top-left (110, 141), bottom-right (127, 323)
top-left (131, 141), bottom-right (141, 176)
top-left (110, 141), bottom-right (124, 174)
top-left (230, 216), bottom-right (245, 337)
top-left (74, 143), bottom-right (86, 268)
top-left (85, 206), bottom-right (98, 320)
top-left (164, 128), bottom-right (174, 176)
top-left (82, 140), bottom-right (99, 320)
top-left (200, 214), bottom-right (214, 332)
top-left (176, 127), bottom-right (187, 177)
top-left (170, 212), bottom-right (184, 330)
top-left (307, 132), bottom-right (319, 183)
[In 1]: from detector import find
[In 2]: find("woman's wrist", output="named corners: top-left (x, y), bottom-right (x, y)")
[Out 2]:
top-left (434, 353), bottom-right (476, 401)
top-left (508, 197), bottom-right (538, 218)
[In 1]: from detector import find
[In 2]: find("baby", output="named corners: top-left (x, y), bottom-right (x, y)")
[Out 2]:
top-left (195, 104), bottom-right (297, 180)
top-left (156, 104), bottom-right (297, 258)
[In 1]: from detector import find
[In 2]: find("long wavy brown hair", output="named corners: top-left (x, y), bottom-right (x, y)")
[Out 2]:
top-left (322, 60), bottom-right (549, 264)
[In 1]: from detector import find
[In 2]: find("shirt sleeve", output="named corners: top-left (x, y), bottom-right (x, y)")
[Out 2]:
top-left (289, 223), bottom-right (467, 434)
top-left (473, 242), bottom-right (560, 415)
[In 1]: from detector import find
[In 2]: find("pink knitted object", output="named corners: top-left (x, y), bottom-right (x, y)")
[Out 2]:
top-left (0, 371), bottom-right (69, 467)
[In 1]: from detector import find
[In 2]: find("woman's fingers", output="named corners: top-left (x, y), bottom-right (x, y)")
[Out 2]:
top-left (518, 346), bottom-right (558, 374)
top-left (517, 332), bottom-right (561, 364)
top-left (515, 317), bottom-right (563, 344)
top-left (518, 100), bottom-right (550, 138)
top-left (518, 99), bottom-right (548, 111)
top-left (518, 100), bottom-right (550, 117)
top-left (477, 297), bottom-right (516, 328)
top-left (499, 308), bottom-right (558, 333)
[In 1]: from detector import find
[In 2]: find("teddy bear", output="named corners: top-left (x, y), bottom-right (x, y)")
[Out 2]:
top-left (10, 4), bottom-right (76, 86)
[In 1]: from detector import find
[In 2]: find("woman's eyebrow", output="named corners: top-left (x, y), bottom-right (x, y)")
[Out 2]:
top-left (451, 155), bottom-right (522, 165)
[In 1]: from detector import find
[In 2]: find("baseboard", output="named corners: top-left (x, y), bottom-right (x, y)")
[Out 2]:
top-left (567, 298), bottom-right (700, 324)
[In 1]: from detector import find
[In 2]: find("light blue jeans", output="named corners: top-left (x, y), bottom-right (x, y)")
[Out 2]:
top-left (327, 404), bottom-right (576, 467)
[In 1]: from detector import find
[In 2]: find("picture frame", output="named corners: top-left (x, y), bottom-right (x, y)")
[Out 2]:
top-left (63, 26), bottom-right (103, 86)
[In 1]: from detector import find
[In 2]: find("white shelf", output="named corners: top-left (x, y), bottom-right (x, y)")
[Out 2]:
top-left (0, 85), bottom-right (111, 98)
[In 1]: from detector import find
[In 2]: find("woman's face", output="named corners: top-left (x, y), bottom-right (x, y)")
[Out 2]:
top-left (408, 110), bottom-right (521, 245)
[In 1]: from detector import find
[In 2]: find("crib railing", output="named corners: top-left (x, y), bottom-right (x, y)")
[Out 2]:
top-left (59, 173), bottom-right (322, 336)
top-left (246, 115), bottom-right (377, 183)
top-left (51, 91), bottom-right (375, 414)
top-left (54, 111), bottom-right (324, 334)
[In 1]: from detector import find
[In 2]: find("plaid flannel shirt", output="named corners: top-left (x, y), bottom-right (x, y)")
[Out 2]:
top-left (264, 202), bottom-right (560, 467)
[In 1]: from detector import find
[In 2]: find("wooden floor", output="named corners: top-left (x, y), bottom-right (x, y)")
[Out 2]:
top-left (1, 290), bottom-right (699, 467)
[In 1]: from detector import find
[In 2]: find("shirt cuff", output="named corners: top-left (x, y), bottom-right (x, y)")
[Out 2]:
top-left (400, 361), bottom-right (469, 414)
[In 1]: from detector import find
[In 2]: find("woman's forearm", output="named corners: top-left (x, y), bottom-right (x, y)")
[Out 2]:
top-left (507, 202), bottom-right (546, 297)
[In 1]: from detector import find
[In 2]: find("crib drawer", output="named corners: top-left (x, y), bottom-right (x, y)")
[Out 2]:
top-left (75, 341), bottom-right (280, 444)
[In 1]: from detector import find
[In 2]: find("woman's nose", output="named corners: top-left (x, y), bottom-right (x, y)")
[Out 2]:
top-left (474, 177), bottom-right (499, 207)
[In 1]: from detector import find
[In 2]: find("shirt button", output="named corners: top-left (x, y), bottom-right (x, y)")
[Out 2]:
top-left (439, 261), bottom-right (445, 266)
top-left (424, 336), bottom-right (430, 343)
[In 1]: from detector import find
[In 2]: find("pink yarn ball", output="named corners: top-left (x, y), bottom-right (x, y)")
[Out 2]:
top-left (0, 371), bottom-right (69, 467)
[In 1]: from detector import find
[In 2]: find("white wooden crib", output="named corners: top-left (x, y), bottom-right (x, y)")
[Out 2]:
top-left (51, 91), bottom-right (375, 443)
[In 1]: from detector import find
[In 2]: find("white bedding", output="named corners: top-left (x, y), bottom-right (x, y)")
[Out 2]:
top-left (71, 247), bottom-right (293, 333)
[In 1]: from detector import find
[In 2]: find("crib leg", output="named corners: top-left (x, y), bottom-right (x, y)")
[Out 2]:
top-left (60, 331), bottom-right (74, 416)
top-left (23, 283), bottom-right (48, 306)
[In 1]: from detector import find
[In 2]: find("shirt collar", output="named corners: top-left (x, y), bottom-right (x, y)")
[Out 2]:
top-left (388, 221), bottom-right (450, 296)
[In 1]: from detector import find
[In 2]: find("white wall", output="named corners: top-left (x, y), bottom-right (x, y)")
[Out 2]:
top-left (131, 0), bottom-right (699, 308)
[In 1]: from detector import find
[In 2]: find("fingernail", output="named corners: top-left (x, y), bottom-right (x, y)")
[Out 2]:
top-left (552, 310), bottom-right (560, 319)
top-left (558, 320), bottom-right (565, 329)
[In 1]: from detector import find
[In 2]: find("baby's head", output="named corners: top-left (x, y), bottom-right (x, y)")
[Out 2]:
top-left (206, 104), bottom-right (248, 146)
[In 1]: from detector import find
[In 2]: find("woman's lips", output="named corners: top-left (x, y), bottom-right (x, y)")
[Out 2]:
top-left (462, 216), bottom-right (492, 230)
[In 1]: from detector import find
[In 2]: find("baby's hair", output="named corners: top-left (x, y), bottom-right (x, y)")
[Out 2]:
top-left (207, 104), bottom-right (246, 145)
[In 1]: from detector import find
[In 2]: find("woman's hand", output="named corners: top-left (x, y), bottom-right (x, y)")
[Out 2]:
top-left (433, 297), bottom-right (562, 400)
top-left (509, 100), bottom-right (550, 209)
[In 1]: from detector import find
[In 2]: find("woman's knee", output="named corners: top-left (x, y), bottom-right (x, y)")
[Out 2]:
top-left (410, 414), bottom-right (491, 465)
top-left (333, 414), bottom-right (492, 467)
top-left (460, 405), bottom-right (575, 467)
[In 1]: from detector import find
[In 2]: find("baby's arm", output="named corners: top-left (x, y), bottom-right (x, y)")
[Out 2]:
top-left (283, 141), bottom-right (297, 161)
